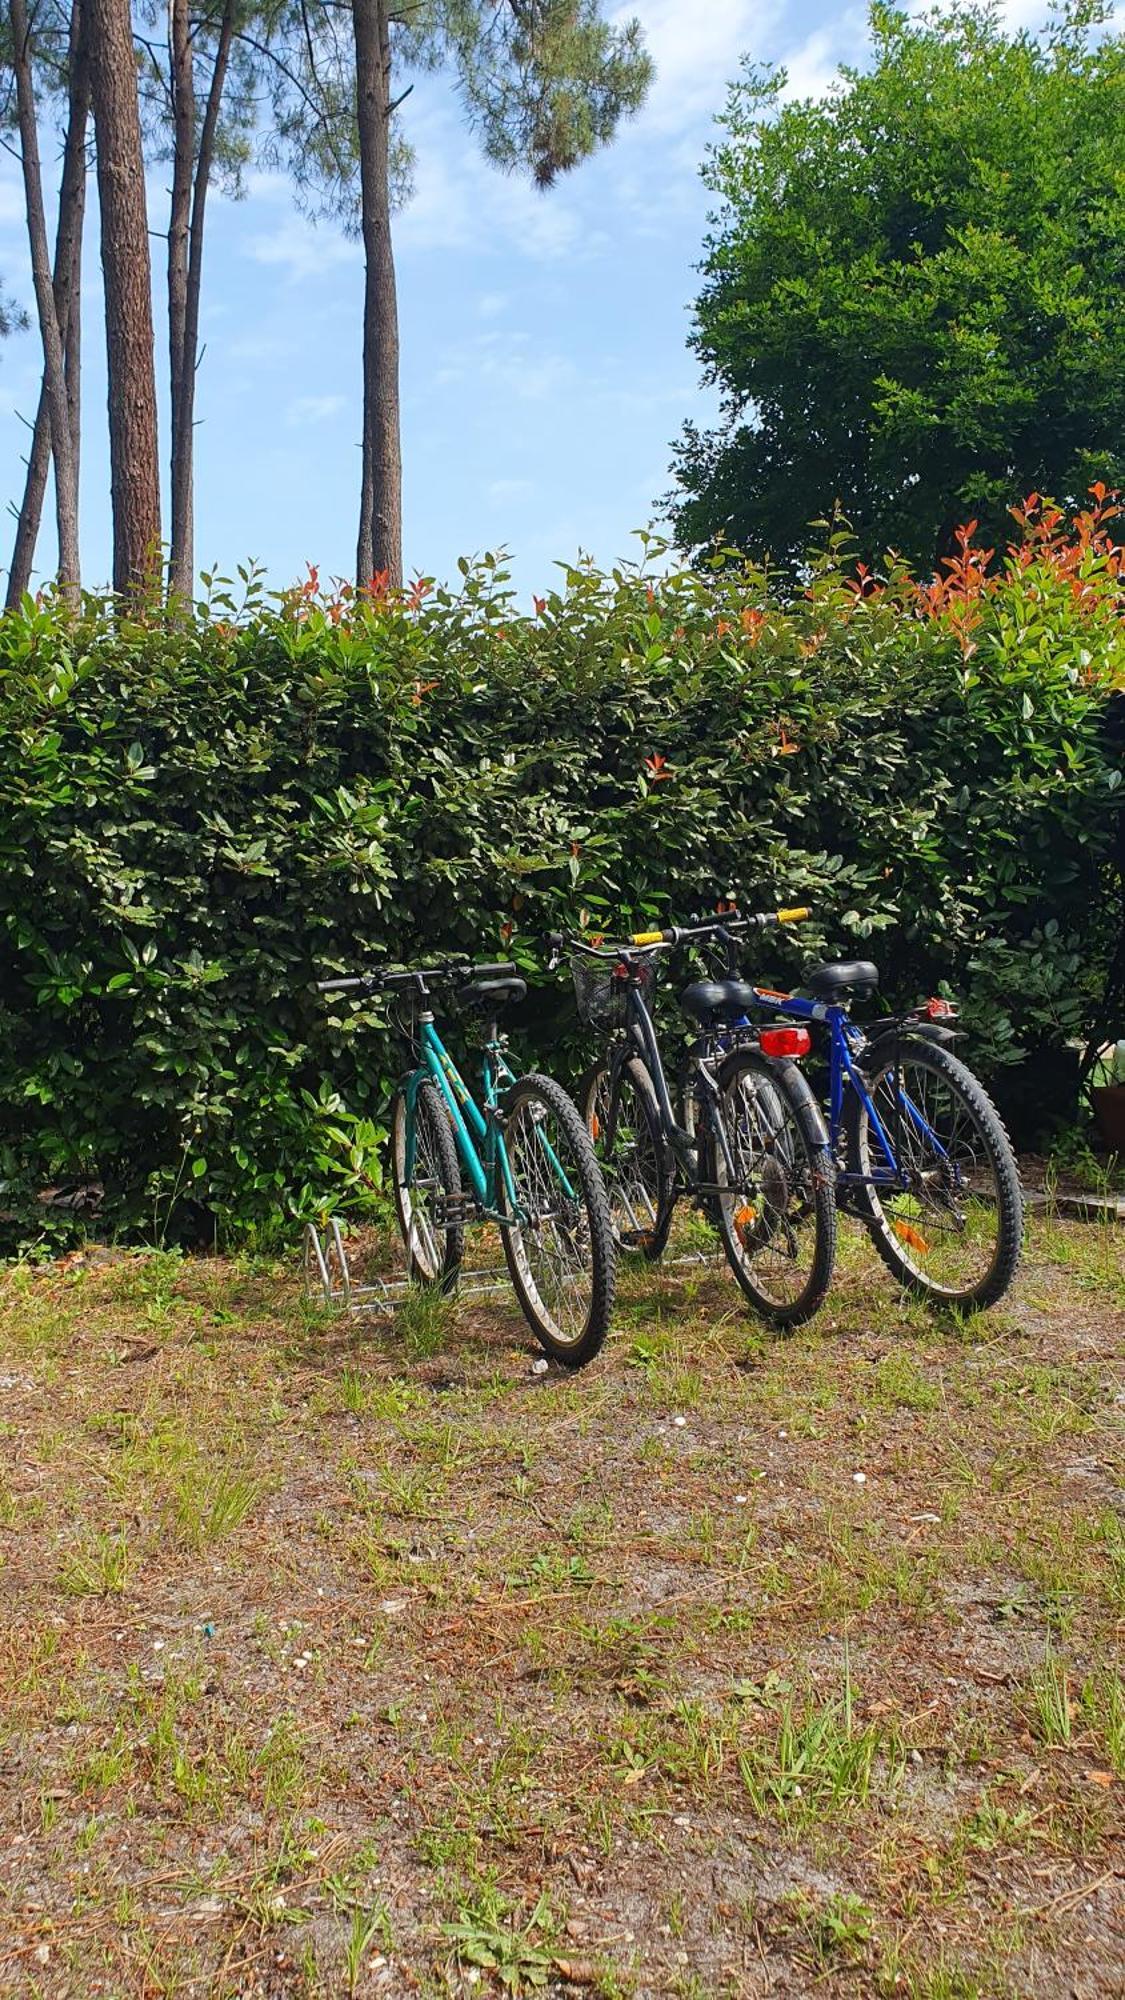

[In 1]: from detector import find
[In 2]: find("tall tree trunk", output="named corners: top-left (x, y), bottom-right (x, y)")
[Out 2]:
top-left (88, 0), bottom-right (161, 595)
top-left (168, 0), bottom-right (235, 601)
top-left (353, 0), bottom-right (402, 587)
top-left (6, 0), bottom-right (89, 608)
top-left (167, 0), bottom-right (194, 599)
top-left (9, 0), bottom-right (82, 602)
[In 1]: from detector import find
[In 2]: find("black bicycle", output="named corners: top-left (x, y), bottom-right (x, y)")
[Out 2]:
top-left (547, 910), bottom-right (837, 1328)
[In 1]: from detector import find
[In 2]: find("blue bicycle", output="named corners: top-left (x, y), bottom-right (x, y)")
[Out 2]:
top-left (685, 910), bottom-right (1024, 1311)
top-left (318, 957), bottom-right (614, 1366)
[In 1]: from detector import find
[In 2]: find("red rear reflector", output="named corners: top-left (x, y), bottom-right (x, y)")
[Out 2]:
top-left (925, 997), bottom-right (957, 1020)
top-left (759, 1026), bottom-right (812, 1058)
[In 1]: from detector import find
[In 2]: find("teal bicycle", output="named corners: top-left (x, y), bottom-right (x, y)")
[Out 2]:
top-left (317, 956), bottom-right (614, 1367)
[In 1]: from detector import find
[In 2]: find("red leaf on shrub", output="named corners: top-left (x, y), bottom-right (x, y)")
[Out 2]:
top-left (534, 595), bottom-right (547, 616)
top-left (741, 607), bottom-right (765, 643)
top-left (644, 753), bottom-right (673, 781)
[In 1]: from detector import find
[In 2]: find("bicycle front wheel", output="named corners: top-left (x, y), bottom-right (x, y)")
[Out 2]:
top-left (846, 1038), bottom-right (1023, 1309)
top-left (390, 1080), bottom-right (463, 1292)
top-left (707, 1048), bottom-right (836, 1328)
top-left (581, 1053), bottom-right (672, 1257)
top-left (500, 1073), bottom-right (615, 1368)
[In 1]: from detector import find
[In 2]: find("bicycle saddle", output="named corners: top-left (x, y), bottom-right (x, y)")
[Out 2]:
top-left (457, 975), bottom-right (527, 1011)
top-left (805, 959), bottom-right (878, 997)
top-left (679, 977), bottom-right (757, 1025)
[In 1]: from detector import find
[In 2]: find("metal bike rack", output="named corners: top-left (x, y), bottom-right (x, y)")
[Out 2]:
top-left (302, 1216), bottom-right (511, 1318)
top-left (302, 1215), bottom-right (722, 1320)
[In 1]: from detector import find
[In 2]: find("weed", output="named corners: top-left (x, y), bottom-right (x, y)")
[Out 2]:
top-left (1028, 1649), bottom-right (1075, 1747)
top-left (174, 1463), bottom-right (263, 1548)
top-left (787, 1888), bottom-right (874, 1969)
top-left (443, 1882), bottom-right (556, 1991)
top-left (58, 1526), bottom-right (131, 1596)
top-left (396, 1285), bottom-right (454, 1358)
top-left (738, 1654), bottom-right (891, 1819)
top-left (1082, 1668), bottom-right (1125, 1775)
top-left (343, 1903), bottom-right (391, 1994)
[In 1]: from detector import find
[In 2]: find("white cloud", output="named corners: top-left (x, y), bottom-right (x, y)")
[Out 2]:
top-left (394, 97), bottom-right (597, 263)
top-left (250, 216), bottom-right (359, 283)
top-left (777, 11), bottom-right (866, 102)
top-left (619, 0), bottom-right (781, 134)
top-left (286, 393), bottom-right (347, 426)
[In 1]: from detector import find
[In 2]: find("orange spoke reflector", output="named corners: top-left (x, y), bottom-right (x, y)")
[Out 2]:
top-left (735, 1204), bottom-right (757, 1241)
top-left (590, 1114), bottom-right (601, 1139)
top-left (893, 1220), bottom-right (931, 1255)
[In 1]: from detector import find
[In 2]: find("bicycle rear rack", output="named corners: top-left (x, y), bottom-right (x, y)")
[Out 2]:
top-left (302, 1216), bottom-right (511, 1318)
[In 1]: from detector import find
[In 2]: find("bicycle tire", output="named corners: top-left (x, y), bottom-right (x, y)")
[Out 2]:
top-left (500, 1072), bottom-right (615, 1368)
top-left (389, 1080), bottom-right (463, 1292)
top-left (705, 1047), bottom-right (836, 1328)
top-left (845, 1037), bottom-right (1023, 1310)
top-left (580, 1053), bottom-right (673, 1258)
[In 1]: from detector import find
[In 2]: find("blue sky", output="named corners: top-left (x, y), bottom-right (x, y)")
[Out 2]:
top-left (0, 0), bottom-right (1048, 598)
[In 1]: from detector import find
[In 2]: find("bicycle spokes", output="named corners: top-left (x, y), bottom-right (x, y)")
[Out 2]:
top-left (861, 1057), bottom-right (1002, 1294)
top-left (504, 1088), bottom-right (599, 1349)
top-left (715, 1066), bottom-right (824, 1311)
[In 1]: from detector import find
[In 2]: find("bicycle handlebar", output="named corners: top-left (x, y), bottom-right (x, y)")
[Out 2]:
top-left (546, 906), bottom-right (810, 962)
top-left (316, 958), bottom-right (517, 995)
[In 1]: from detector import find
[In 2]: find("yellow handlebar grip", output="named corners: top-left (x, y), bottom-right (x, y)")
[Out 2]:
top-left (777, 906), bottom-right (810, 924)
top-left (631, 930), bottom-right (666, 946)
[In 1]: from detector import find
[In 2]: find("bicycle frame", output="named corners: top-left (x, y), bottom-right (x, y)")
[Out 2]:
top-left (610, 969), bottom-right (739, 1188)
top-left (404, 1013), bottom-right (577, 1223)
top-left (739, 988), bottom-right (953, 1193)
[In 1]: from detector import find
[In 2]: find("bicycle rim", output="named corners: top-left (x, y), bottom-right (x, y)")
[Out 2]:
top-left (504, 1085), bottom-right (602, 1352)
top-left (857, 1051), bottom-right (1010, 1299)
top-left (585, 1060), bottom-right (666, 1251)
top-left (714, 1061), bottom-right (827, 1312)
top-left (392, 1086), bottom-right (460, 1287)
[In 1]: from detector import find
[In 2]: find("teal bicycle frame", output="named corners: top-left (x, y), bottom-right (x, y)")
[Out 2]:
top-left (404, 1012), bottom-right (576, 1223)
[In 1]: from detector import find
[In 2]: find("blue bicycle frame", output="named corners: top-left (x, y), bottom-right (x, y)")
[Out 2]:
top-left (735, 989), bottom-right (956, 1195)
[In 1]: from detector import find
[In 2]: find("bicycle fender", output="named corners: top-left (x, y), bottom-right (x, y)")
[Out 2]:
top-left (718, 1049), bottom-right (830, 1151)
top-left (864, 1024), bottom-right (961, 1061)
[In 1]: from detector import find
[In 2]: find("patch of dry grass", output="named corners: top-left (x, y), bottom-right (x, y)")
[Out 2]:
top-left (0, 1209), bottom-right (1121, 1996)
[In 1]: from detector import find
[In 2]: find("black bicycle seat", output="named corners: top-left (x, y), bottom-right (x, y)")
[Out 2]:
top-left (457, 976), bottom-right (527, 1011)
top-left (679, 977), bottom-right (756, 1025)
top-left (805, 959), bottom-right (878, 997)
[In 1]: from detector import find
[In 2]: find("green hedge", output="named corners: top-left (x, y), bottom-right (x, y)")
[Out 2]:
top-left (1, 510), bottom-right (1121, 1244)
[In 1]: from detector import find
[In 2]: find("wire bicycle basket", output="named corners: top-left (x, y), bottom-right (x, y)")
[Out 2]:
top-left (571, 952), bottom-right (655, 1031)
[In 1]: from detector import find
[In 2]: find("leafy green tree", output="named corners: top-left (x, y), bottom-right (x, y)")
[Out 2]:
top-left (671, 2), bottom-right (1125, 576)
top-left (266, 0), bottom-right (652, 586)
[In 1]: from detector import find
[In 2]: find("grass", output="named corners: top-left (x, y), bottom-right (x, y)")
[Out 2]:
top-left (0, 1206), bottom-right (1121, 1996)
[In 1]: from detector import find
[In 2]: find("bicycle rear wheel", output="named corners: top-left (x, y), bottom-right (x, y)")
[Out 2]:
top-left (706, 1048), bottom-right (836, 1327)
top-left (580, 1054), bottom-right (672, 1257)
top-left (500, 1073), bottom-right (615, 1367)
top-left (846, 1038), bottom-right (1022, 1309)
top-left (389, 1080), bottom-right (463, 1292)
